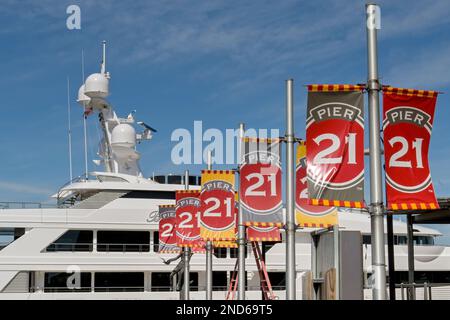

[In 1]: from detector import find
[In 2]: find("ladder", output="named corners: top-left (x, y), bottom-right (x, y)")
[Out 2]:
top-left (226, 241), bottom-right (276, 300)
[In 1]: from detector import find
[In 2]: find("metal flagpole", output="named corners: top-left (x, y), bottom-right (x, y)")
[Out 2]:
top-left (386, 212), bottom-right (396, 300)
top-left (66, 77), bottom-right (73, 182)
top-left (206, 151), bottom-right (213, 300)
top-left (183, 170), bottom-right (191, 300)
top-left (285, 79), bottom-right (296, 300)
top-left (407, 214), bottom-right (415, 300)
top-left (366, 3), bottom-right (387, 300)
top-left (238, 123), bottom-right (246, 300)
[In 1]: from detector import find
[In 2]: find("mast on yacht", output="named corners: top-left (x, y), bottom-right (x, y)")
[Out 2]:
top-left (76, 41), bottom-right (156, 178)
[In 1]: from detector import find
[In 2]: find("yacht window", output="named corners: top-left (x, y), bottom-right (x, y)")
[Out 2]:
top-left (362, 235), bottom-right (371, 245)
top-left (228, 271), bottom-right (248, 289)
top-left (397, 236), bottom-right (407, 245)
top-left (189, 273), bottom-right (199, 291)
top-left (153, 231), bottom-right (160, 252)
top-left (213, 271), bottom-right (228, 291)
top-left (44, 272), bottom-right (91, 292)
top-left (97, 231), bottom-right (150, 252)
top-left (230, 246), bottom-right (249, 259)
top-left (167, 175), bottom-right (182, 184)
top-left (268, 272), bottom-right (286, 291)
top-left (95, 272), bottom-right (144, 292)
top-left (213, 247), bottom-right (227, 258)
top-left (154, 176), bottom-right (167, 184)
top-left (413, 236), bottom-right (434, 246)
top-left (188, 176), bottom-right (197, 186)
top-left (46, 230), bottom-right (93, 252)
top-left (151, 272), bottom-right (171, 292)
top-left (122, 190), bottom-right (175, 200)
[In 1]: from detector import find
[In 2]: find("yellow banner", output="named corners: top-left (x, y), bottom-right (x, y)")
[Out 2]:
top-left (295, 143), bottom-right (338, 228)
top-left (200, 170), bottom-right (237, 241)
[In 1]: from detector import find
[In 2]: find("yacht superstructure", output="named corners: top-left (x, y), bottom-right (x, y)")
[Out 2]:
top-left (0, 43), bottom-right (449, 300)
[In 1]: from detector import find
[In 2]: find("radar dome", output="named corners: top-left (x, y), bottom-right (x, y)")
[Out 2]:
top-left (77, 84), bottom-right (91, 106)
top-left (84, 73), bottom-right (109, 98)
top-left (111, 124), bottom-right (136, 148)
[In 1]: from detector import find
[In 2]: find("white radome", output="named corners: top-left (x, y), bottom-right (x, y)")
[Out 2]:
top-left (111, 123), bottom-right (136, 148)
top-left (84, 73), bottom-right (109, 98)
top-left (77, 84), bottom-right (91, 105)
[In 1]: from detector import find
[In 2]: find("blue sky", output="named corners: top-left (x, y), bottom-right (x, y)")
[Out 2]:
top-left (0, 0), bottom-right (450, 243)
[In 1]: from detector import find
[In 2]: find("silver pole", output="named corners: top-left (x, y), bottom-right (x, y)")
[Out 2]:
top-left (366, 3), bottom-right (387, 300)
top-left (237, 123), bottom-right (246, 300)
top-left (66, 77), bottom-right (73, 182)
top-left (407, 214), bottom-right (415, 300)
top-left (285, 79), bottom-right (296, 300)
top-left (206, 151), bottom-right (213, 300)
top-left (183, 170), bottom-right (190, 300)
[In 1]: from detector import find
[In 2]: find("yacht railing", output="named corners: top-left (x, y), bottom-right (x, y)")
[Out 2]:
top-left (397, 282), bottom-right (450, 300)
top-left (45, 243), bottom-right (151, 253)
top-left (32, 285), bottom-right (286, 293)
top-left (0, 202), bottom-right (57, 209)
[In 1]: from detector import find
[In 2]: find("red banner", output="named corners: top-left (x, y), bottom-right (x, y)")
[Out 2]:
top-left (240, 138), bottom-right (283, 226)
top-left (158, 205), bottom-right (180, 253)
top-left (200, 170), bottom-right (236, 241)
top-left (247, 225), bottom-right (281, 242)
top-left (175, 190), bottom-right (205, 250)
top-left (383, 87), bottom-right (440, 210)
top-left (306, 85), bottom-right (365, 208)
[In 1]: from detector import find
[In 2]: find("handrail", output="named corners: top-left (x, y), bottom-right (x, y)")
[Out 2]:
top-left (0, 201), bottom-right (57, 209)
top-left (396, 282), bottom-right (450, 300)
top-left (46, 242), bottom-right (152, 252)
top-left (31, 285), bottom-right (287, 293)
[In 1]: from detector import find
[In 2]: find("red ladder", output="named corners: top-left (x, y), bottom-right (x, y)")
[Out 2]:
top-left (226, 241), bottom-right (276, 300)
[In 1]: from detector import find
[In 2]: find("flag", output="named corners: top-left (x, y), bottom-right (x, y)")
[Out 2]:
top-left (158, 205), bottom-right (180, 253)
top-left (239, 137), bottom-right (283, 226)
top-left (306, 84), bottom-right (365, 208)
top-left (200, 170), bottom-right (236, 241)
top-left (382, 87), bottom-right (440, 210)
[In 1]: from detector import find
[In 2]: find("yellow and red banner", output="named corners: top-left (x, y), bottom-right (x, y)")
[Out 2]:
top-left (295, 143), bottom-right (338, 228)
top-left (382, 87), bottom-right (440, 211)
top-left (306, 84), bottom-right (365, 208)
top-left (239, 137), bottom-right (283, 227)
top-left (200, 170), bottom-right (237, 241)
top-left (175, 190), bottom-right (205, 251)
top-left (158, 205), bottom-right (180, 253)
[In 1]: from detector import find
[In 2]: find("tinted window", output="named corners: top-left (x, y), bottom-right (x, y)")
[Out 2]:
top-left (95, 272), bottom-right (144, 292)
top-left (151, 272), bottom-right (171, 292)
top-left (44, 272), bottom-right (91, 292)
top-left (46, 230), bottom-right (93, 252)
top-left (97, 231), bottom-right (150, 252)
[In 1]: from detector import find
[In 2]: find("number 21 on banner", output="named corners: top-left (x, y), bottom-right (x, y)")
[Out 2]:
top-left (161, 223), bottom-right (174, 238)
top-left (178, 211), bottom-right (201, 228)
top-left (203, 197), bottom-right (233, 217)
top-left (312, 133), bottom-right (357, 165)
top-left (388, 136), bottom-right (424, 168)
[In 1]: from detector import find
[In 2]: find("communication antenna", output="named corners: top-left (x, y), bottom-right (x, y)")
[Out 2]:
top-left (101, 40), bottom-right (106, 74)
top-left (82, 49), bottom-right (89, 179)
top-left (67, 76), bottom-right (73, 181)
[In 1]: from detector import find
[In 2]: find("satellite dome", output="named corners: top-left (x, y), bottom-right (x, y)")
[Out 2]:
top-left (77, 84), bottom-right (91, 106)
top-left (84, 73), bottom-right (109, 98)
top-left (111, 124), bottom-right (136, 148)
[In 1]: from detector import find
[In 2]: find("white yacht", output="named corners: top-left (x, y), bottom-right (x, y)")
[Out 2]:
top-left (0, 43), bottom-right (449, 300)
